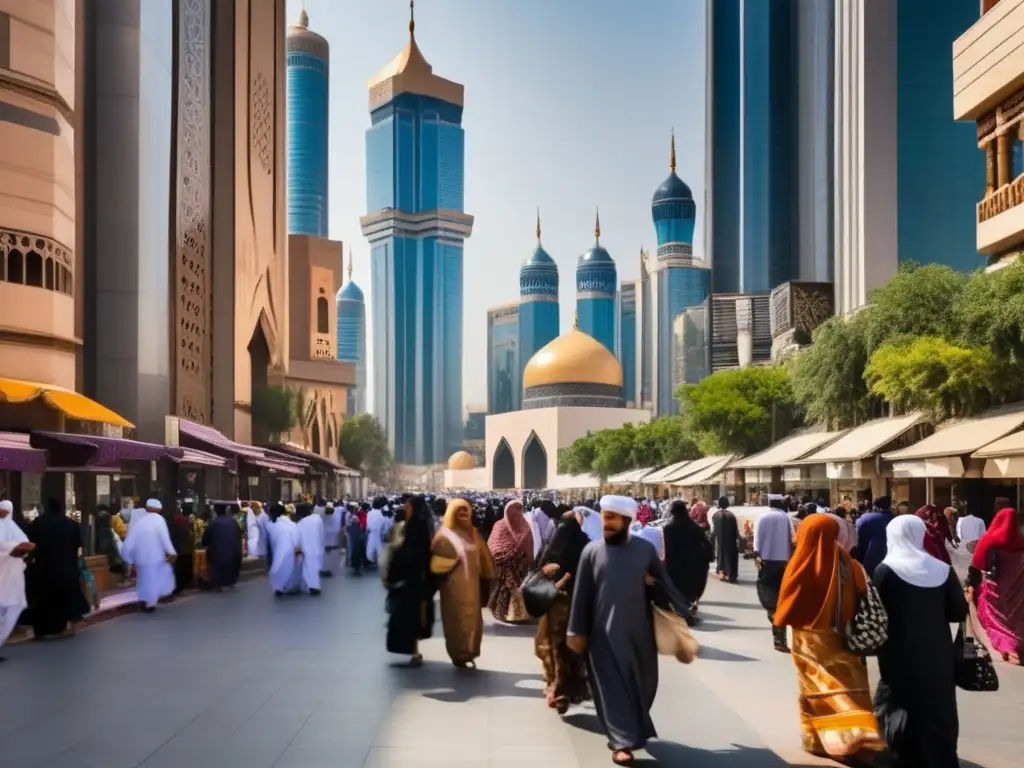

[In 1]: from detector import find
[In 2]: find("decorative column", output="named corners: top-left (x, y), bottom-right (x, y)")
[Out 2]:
top-left (986, 141), bottom-right (997, 196)
top-left (998, 131), bottom-right (1011, 188)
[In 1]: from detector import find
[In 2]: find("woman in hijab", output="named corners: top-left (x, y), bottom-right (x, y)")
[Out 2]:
top-left (347, 504), bottom-right (368, 574)
top-left (873, 515), bottom-right (966, 766)
top-left (826, 508), bottom-right (857, 552)
top-left (967, 507), bottom-right (1024, 665)
top-left (430, 498), bottom-right (495, 668)
top-left (662, 500), bottom-right (714, 612)
top-left (711, 497), bottom-right (740, 583)
top-left (774, 515), bottom-right (886, 761)
top-left (26, 499), bottom-right (88, 639)
top-left (486, 498), bottom-right (534, 623)
top-left (914, 505), bottom-right (953, 565)
top-left (384, 494), bottom-right (435, 666)
top-left (688, 500), bottom-right (710, 532)
top-left (534, 507), bottom-right (592, 714)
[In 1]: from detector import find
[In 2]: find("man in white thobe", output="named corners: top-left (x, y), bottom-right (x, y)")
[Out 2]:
top-left (0, 500), bottom-right (33, 660)
top-left (364, 506), bottom-right (386, 566)
top-left (296, 505), bottom-right (324, 595)
top-left (267, 507), bottom-right (304, 596)
top-left (245, 503), bottom-right (266, 559)
top-left (320, 502), bottom-right (342, 577)
top-left (121, 499), bottom-right (177, 612)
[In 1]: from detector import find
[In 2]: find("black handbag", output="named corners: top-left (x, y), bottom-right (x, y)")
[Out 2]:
top-left (521, 569), bottom-right (559, 618)
top-left (836, 559), bottom-right (889, 656)
top-left (954, 617), bottom-right (999, 692)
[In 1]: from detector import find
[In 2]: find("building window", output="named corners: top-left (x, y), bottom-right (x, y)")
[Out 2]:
top-left (44, 258), bottom-right (53, 290)
top-left (7, 249), bottom-right (23, 283)
top-left (316, 294), bottom-right (329, 334)
top-left (25, 250), bottom-right (42, 287)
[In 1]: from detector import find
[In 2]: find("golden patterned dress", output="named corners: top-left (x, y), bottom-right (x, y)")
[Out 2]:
top-left (430, 500), bottom-right (495, 667)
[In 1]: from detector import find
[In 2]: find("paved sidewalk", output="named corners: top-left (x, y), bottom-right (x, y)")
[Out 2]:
top-left (0, 560), bottom-right (1018, 767)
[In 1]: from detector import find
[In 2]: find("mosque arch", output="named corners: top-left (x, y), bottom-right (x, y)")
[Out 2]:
top-left (492, 438), bottom-right (515, 490)
top-left (521, 431), bottom-right (548, 490)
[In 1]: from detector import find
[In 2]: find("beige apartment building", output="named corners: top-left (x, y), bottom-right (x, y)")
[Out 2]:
top-left (954, 0), bottom-right (1024, 267)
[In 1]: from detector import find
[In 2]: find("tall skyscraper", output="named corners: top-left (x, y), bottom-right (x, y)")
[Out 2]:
top-left (360, 3), bottom-right (473, 465)
top-left (487, 302), bottom-right (520, 415)
top-left (618, 280), bottom-right (638, 407)
top-left (647, 134), bottom-right (711, 415)
top-left (337, 252), bottom-right (366, 416)
top-left (705, 0), bottom-right (834, 295)
top-left (518, 211), bottom-right (560, 390)
top-left (286, 8), bottom-right (330, 237)
top-left (834, 0), bottom-right (983, 314)
top-left (576, 211), bottom-right (617, 354)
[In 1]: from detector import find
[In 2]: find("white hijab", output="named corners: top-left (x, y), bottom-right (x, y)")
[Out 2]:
top-left (0, 501), bottom-right (28, 544)
top-left (881, 515), bottom-right (950, 589)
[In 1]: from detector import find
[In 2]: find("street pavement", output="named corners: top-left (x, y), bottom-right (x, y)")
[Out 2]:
top-left (0, 559), bottom-right (1019, 767)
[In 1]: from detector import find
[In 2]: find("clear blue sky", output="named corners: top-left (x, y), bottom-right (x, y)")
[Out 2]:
top-left (288, 0), bottom-right (706, 411)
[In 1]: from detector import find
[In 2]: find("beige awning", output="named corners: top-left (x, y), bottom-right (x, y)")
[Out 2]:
top-left (606, 466), bottom-right (656, 484)
top-left (670, 455), bottom-right (734, 487)
top-left (642, 459), bottom-right (694, 485)
top-left (884, 405), bottom-right (1024, 462)
top-left (799, 413), bottom-right (927, 464)
top-left (550, 473), bottom-right (600, 490)
top-left (732, 430), bottom-right (847, 470)
top-left (974, 429), bottom-right (1024, 459)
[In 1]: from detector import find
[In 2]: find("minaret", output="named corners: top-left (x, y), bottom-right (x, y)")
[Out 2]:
top-left (575, 208), bottom-right (617, 354)
top-left (518, 207), bottom-right (559, 409)
top-left (336, 247), bottom-right (367, 416)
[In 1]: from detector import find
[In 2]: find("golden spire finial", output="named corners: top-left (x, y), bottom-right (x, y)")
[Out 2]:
top-left (298, 4), bottom-right (309, 29)
top-left (409, 0), bottom-right (415, 35)
top-left (670, 129), bottom-right (676, 173)
top-left (594, 208), bottom-right (601, 243)
top-left (347, 248), bottom-right (353, 281)
top-left (573, 310), bottom-right (579, 329)
top-left (536, 208), bottom-right (542, 243)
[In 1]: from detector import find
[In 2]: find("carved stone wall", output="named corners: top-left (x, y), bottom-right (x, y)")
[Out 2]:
top-left (173, 0), bottom-right (212, 424)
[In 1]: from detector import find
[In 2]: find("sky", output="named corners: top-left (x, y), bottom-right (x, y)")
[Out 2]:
top-left (287, 0), bottom-right (707, 412)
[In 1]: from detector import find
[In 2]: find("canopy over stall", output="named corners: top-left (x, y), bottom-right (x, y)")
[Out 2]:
top-left (30, 431), bottom-right (182, 469)
top-left (0, 377), bottom-right (133, 428)
top-left (642, 460), bottom-right (695, 487)
top-left (0, 432), bottom-right (47, 473)
top-left (606, 466), bottom-right (657, 485)
top-left (669, 455), bottom-right (734, 490)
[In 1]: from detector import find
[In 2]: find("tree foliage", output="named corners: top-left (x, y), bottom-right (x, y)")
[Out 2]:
top-left (956, 260), bottom-right (1024, 397)
top-left (338, 413), bottom-right (393, 483)
top-left (677, 366), bottom-right (795, 456)
top-left (250, 385), bottom-right (299, 442)
top-left (557, 416), bottom-right (701, 479)
top-left (864, 336), bottom-right (998, 421)
top-left (864, 262), bottom-right (968, 351)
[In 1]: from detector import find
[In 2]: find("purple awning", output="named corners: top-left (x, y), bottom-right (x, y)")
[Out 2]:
top-left (242, 455), bottom-right (305, 476)
top-left (174, 447), bottom-right (233, 470)
top-left (30, 432), bottom-right (183, 467)
top-left (177, 419), bottom-right (268, 459)
top-left (261, 443), bottom-right (345, 472)
top-left (0, 432), bottom-right (47, 473)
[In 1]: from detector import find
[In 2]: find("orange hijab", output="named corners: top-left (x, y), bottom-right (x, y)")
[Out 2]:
top-left (774, 514), bottom-right (867, 631)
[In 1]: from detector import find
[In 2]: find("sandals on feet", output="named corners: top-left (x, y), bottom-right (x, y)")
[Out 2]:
top-left (612, 750), bottom-right (634, 766)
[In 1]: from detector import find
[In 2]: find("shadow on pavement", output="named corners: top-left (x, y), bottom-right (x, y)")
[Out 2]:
top-left (484, 621), bottom-right (538, 638)
top-left (694, 622), bottom-right (766, 634)
top-left (700, 600), bottom-right (763, 611)
top-left (692, 611), bottom-right (734, 623)
top-left (390, 659), bottom-right (546, 704)
top-left (696, 644), bottom-right (759, 662)
top-left (642, 741), bottom-right (811, 765)
top-left (563, 711), bottom-right (604, 735)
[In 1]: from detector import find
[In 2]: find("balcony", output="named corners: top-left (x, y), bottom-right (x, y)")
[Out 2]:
top-left (978, 173), bottom-right (1024, 253)
top-left (954, 0), bottom-right (1024, 120)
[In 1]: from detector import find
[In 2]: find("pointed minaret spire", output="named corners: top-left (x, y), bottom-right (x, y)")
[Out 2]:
top-left (297, 3), bottom-right (309, 29)
top-left (670, 129), bottom-right (676, 173)
top-left (594, 208), bottom-right (601, 243)
top-left (347, 247), bottom-right (353, 281)
top-left (409, 0), bottom-right (415, 35)
top-left (573, 310), bottom-right (579, 329)
top-left (536, 208), bottom-right (542, 244)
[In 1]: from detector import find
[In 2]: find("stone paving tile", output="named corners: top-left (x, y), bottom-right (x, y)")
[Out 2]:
top-left (3, 559), bottom-right (1023, 767)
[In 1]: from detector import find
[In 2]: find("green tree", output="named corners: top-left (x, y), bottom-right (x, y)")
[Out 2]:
top-left (338, 413), bottom-right (393, 483)
top-left (632, 416), bottom-right (701, 467)
top-left (558, 433), bottom-right (597, 476)
top-left (590, 424), bottom-right (639, 479)
top-left (865, 262), bottom-right (968, 351)
top-left (788, 312), bottom-right (875, 429)
top-left (677, 366), bottom-right (795, 456)
top-left (956, 260), bottom-right (1024, 399)
top-left (864, 336), bottom-right (998, 421)
top-left (250, 385), bottom-right (299, 442)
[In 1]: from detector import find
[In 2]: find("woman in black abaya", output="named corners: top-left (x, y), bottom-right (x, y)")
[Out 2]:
top-left (712, 497), bottom-right (740, 583)
top-left (27, 499), bottom-right (88, 638)
top-left (662, 500), bottom-right (714, 611)
top-left (385, 494), bottom-right (435, 665)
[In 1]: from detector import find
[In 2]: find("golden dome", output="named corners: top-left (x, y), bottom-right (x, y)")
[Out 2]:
top-left (448, 451), bottom-right (476, 471)
top-left (523, 328), bottom-right (623, 390)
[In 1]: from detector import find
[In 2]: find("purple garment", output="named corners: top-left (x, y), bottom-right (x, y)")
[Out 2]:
top-left (854, 510), bottom-right (894, 576)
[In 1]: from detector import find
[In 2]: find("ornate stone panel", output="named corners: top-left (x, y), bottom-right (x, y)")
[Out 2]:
top-left (173, 0), bottom-right (212, 424)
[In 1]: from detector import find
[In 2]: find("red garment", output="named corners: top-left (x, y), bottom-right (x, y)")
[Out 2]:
top-left (358, 510), bottom-right (367, 530)
top-left (689, 502), bottom-right (710, 530)
top-left (972, 507), bottom-right (1024, 570)
top-left (488, 501), bottom-right (534, 563)
top-left (914, 505), bottom-right (951, 564)
top-left (637, 503), bottom-right (652, 526)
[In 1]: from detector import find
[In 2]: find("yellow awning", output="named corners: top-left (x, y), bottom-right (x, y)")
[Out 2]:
top-left (0, 377), bottom-right (134, 428)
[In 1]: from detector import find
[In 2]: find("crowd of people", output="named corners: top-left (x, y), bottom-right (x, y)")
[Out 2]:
top-left (3, 486), bottom-right (1023, 766)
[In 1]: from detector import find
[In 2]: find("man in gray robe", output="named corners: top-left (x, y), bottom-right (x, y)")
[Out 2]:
top-left (567, 494), bottom-right (692, 765)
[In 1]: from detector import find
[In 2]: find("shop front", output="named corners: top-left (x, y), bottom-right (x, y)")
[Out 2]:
top-left (732, 430), bottom-right (846, 505)
top-left (641, 460), bottom-right (696, 497)
top-left (668, 455), bottom-right (734, 503)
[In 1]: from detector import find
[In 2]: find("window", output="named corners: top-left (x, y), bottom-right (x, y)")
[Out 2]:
top-left (44, 258), bottom-right (53, 290)
top-left (7, 249), bottom-right (22, 283)
top-left (25, 250), bottom-right (42, 287)
top-left (316, 295), bottom-right (329, 334)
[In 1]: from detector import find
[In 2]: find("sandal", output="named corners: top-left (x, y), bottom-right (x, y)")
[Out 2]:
top-left (409, 654), bottom-right (423, 668)
top-left (553, 697), bottom-right (569, 715)
top-left (612, 749), bottom-right (634, 766)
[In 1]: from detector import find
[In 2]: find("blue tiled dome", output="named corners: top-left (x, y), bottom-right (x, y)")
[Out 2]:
top-left (652, 172), bottom-right (693, 205)
top-left (578, 244), bottom-right (614, 265)
top-left (523, 244), bottom-right (556, 267)
top-left (338, 281), bottom-right (364, 302)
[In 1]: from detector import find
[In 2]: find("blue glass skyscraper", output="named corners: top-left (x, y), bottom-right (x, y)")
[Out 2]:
top-left (487, 303), bottom-right (520, 415)
top-left (518, 211), bottom-right (559, 388)
top-left (618, 279), bottom-right (637, 407)
top-left (337, 255), bottom-right (366, 417)
top-left (360, 5), bottom-right (473, 465)
top-left (286, 8), bottom-right (329, 237)
top-left (576, 212), bottom-right (617, 354)
top-left (649, 133), bottom-right (711, 415)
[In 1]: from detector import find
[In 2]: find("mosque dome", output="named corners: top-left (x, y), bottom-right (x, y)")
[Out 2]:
top-left (448, 450), bottom-right (476, 471)
top-left (652, 172), bottom-right (693, 205)
top-left (578, 244), bottom-right (615, 265)
top-left (524, 244), bottom-right (556, 267)
top-left (523, 328), bottom-right (622, 389)
top-left (287, 8), bottom-right (330, 60)
top-left (338, 281), bottom-right (364, 302)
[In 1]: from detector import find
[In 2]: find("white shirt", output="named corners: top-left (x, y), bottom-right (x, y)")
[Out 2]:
top-left (122, 511), bottom-right (176, 567)
top-left (0, 515), bottom-right (29, 611)
top-left (957, 515), bottom-right (987, 543)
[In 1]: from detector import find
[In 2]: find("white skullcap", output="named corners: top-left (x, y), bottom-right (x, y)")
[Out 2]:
top-left (0, 500), bottom-right (12, 513)
top-left (145, 498), bottom-right (162, 511)
top-left (599, 495), bottom-right (638, 520)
